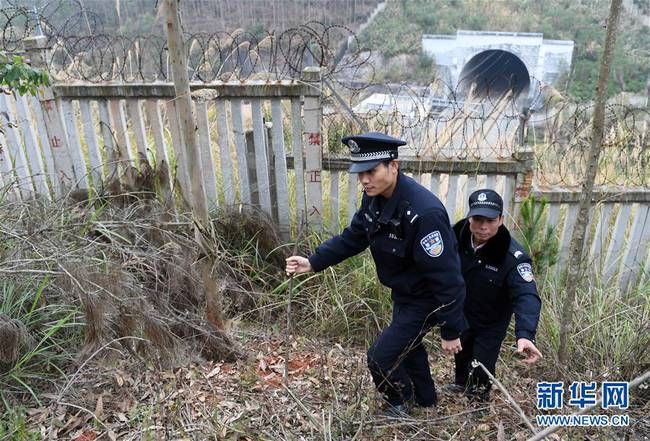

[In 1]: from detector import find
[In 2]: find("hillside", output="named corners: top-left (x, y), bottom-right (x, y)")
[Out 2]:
top-left (13, 0), bottom-right (382, 37)
top-left (356, 0), bottom-right (650, 100)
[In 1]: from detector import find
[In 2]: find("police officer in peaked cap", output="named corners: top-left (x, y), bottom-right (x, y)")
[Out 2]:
top-left (286, 131), bottom-right (468, 416)
top-left (447, 189), bottom-right (543, 400)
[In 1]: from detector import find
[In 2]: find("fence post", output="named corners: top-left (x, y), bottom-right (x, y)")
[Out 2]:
top-left (23, 35), bottom-right (75, 193)
top-left (302, 67), bottom-right (323, 232)
top-left (265, 124), bottom-right (279, 225)
top-left (512, 110), bottom-right (534, 228)
top-left (245, 130), bottom-right (260, 206)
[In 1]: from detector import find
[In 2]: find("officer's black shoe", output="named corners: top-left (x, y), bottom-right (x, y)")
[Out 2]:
top-left (440, 383), bottom-right (466, 395)
top-left (465, 385), bottom-right (490, 402)
top-left (381, 403), bottom-right (411, 419)
top-left (415, 392), bottom-right (437, 408)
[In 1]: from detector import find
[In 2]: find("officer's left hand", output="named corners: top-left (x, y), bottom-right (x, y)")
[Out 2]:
top-left (441, 338), bottom-right (462, 355)
top-left (516, 338), bottom-right (542, 364)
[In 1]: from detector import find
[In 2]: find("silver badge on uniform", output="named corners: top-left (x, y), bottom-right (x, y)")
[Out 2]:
top-left (348, 139), bottom-right (360, 153)
top-left (478, 192), bottom-right (487, 202)
top-left (420, 230), bottom-right (444, 258)
top-left (517, 263), bottom-right (534, 282)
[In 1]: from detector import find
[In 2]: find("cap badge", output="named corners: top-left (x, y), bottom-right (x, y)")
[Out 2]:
top-left (478, 192), bottom-right (487, 202)
top-left (348, 139), bottom-right (360, 153)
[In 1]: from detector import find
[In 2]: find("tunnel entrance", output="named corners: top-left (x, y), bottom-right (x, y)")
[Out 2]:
top-left (457, 50), bottom-right (530, 100)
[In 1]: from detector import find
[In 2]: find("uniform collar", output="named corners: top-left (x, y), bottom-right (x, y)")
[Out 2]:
top-left (453, 218), bottom-right (511, 264)
top-left (470, 234), bottom-right (487, 252)
top-left (368, 171), bottom-right (405, 224)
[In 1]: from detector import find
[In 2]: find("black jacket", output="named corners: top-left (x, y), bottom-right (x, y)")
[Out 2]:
top-left (309, 172), bottom-right (467, 340)
top-left (452, 218), bottom-right (541, 341)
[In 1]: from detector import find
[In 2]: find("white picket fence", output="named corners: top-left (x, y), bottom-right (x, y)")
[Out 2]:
top-left (319, 161), bottom-right (649, 291)
top-left (0, 69), bottom-right (325, 238)
top-left (530, 188), bottom-right (650, 291)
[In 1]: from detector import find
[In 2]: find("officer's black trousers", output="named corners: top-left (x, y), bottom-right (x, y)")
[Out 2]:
top-left (367, 302), bottom-right (438, 407)
top-left (454, 325), bottom-right (507, 392)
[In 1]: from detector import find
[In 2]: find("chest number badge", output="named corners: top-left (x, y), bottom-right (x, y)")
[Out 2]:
top-left (420, 230), bottom-right (444, 258)
top-left (517, 263), bottom-right (534, 282)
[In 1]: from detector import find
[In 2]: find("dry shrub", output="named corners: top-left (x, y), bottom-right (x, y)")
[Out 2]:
top-left (80, 292), bottom-right (108, 355)
top-left (0, 189), bottom-right (261, 368)
top-left (0, 314), bottom-right (32, 369)
top-left (0, 165), bottom-right (298, 372)
top-left (141, 313), bottom-right (176, 357)
top-left (159, 241), bottom-right (203, 311)
top-left (209, 204), bottom-right (287, 317)
top-left (212, 204), bottom-right (284, 267)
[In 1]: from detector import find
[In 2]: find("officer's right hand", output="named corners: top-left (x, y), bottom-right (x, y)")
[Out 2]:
top-left (285, 256), bottom-right (312, 276)
top-left (441, 338), bottom-right (462, 355)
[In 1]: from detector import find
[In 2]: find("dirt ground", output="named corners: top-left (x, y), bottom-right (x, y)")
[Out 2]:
top-left (14, 325), bottom-right (648, 441)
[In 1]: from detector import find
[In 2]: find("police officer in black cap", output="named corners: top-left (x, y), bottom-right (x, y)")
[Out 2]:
top-left (448, 189), bottom-right (543, 400)
top-left (286, 132), bottom-right (467, 416)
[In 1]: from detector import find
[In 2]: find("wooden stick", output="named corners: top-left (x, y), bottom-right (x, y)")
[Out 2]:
top-left (282, 383), bottom-right (323, 432)
top-left (284, 214), bottom-right (306, 385)
top-left (165, 0), bottom-right (224, 329)
top-left (471, 360), bottom-right (538, 434)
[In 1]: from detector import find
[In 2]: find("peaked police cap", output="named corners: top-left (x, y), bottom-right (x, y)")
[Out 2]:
top-left (467, 189), bottom-right (503, 219)
top-left (341, 131), bottom-right (406, 173)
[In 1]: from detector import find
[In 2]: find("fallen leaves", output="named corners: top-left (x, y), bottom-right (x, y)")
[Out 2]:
top-left (94, 395), bottom-right (104, 420)
top-left (72, 430), bottom-right (97, 441)
top-left (253, 351), bottom-right (320, 389)
top-left (4, 327), bottom-right (646, 440)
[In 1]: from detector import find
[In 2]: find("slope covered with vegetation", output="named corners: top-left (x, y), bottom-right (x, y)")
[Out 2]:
top-left (357, 0), bottom-right (650, 100)
top-left (0, 194), bottom-right (647, 439)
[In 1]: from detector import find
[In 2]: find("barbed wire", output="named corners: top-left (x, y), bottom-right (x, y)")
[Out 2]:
top-left (325, 76), bottom-right (540, 160)
top-left (0, 1), bottom-right (364, 83)
top-left (43, 23), bottom-right (364, 83)
top-left (0, 0), bottom-right (109, 51)
top-left (531, 103), bottom-right (649, 187)
top-left (322, 78), bottom-right (649, 187)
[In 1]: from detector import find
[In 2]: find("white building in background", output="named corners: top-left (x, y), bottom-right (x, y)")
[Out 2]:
top-left (352, 93), bottom-right (428, 118)
top-left (422, 30), bottom-right (574, 102)
top-left (351, 31), bottom-right (575, 159)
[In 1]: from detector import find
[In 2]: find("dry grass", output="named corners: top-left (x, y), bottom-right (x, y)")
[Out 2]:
top-left (0, 314), bottom-right (32, 366)
top-left (0, 184), bottom-right (291, 404)
top-left (0, 173), bottom-right (647, 439)
top-left (2, 325), bottom-right (648, 440)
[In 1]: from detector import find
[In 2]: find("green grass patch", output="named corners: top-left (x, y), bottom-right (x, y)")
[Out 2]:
top-left (0, 278), bottom-right (82, 406)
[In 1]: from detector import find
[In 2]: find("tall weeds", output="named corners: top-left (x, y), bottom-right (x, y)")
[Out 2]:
top-left (0, 278), bottom-right (81, 405)
top-left (538, 276), bottom-right (650, 383)
top-left (0, 192), bottom-right (267, 405)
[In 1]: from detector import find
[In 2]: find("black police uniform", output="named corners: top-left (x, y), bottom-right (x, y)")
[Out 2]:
top-left (307, 132), bottom-right (467, 407)
top-left (452, 198), bottom-right (541, 394)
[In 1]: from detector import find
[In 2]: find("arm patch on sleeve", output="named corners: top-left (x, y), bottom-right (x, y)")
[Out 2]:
top-left (420, 230), bottom-right (444, 257)
top-left (517, 263), bottom-right (534, 282)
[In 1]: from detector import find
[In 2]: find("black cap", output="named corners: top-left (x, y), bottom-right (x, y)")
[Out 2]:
top-left (341, 131), bottom-right (406, 173)
top-left (467, 189), bottom-right (503, 219)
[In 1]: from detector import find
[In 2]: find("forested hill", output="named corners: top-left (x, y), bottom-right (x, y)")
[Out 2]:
top-left (356, 0), bottom-right (650, 100)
